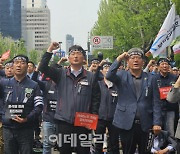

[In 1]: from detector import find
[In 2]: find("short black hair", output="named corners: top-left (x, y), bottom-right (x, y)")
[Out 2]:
top-left (28, 61), bottom-right (35, 67)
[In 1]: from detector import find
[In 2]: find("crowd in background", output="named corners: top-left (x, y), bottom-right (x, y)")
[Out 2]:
top-left (0, 42), bottom-right (179, 154)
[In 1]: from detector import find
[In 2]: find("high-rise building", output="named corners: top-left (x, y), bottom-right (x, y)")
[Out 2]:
top-left (22, 0), bottom-right (47, 9)
top-left (66, 34), bottom-right (74, 54)
top-left (21, 0), bottom-right (51, 51)
top-left (0, 0), bottom-right (21, 40)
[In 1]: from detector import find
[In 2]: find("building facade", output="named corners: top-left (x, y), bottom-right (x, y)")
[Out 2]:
top-left (21, 0), bottom-right (51, 51)
top-left (66, 34), bottom-right (74, 54)
top-left (0, 0), bottom-right (21, 40)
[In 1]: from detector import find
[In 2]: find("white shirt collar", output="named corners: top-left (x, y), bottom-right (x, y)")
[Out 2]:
top-left (104, 79), bottom-right (113, 88)
top-left (27, 72), bottom-right (33, 79)
top-left (71, 67), bottom-right (82, 77)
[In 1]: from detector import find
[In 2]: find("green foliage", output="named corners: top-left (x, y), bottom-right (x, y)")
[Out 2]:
top-left (174, 54), bottom-right (180, 67)
top-left (91, 0), bottom-right (172, 60)
top-left (29, 50), bottom-right (38, 65)
top-left (52, 56), bottom-right (60, 64)
top-left (172, 0), bottom-right (180, 15)
top-left (0, 33), bottom-right (27, 61)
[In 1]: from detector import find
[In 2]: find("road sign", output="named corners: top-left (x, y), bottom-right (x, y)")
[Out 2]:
top-left (93, 36), bottom-right (101, 45)
top-left (91, 36), bottom-right (113, 49)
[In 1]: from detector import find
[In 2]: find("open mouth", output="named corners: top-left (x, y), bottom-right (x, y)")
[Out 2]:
top-left (16, 69), bottom-right (21, 72)
top-left (133, 64), bottom-right (139, 67)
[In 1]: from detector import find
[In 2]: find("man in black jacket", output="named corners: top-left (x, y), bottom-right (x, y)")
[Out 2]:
top-left (39, 42), bottom-right (100, 154)
top-left (0, 55), bottom-right (43, 154)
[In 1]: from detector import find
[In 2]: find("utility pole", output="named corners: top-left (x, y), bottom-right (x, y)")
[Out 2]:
top-left (87, 32), bottom-right (90, 67)
top-left (58, 41), bottom-right (62, 58)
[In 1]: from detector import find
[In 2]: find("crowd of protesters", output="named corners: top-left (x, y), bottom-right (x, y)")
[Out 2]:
top-left (0, 42), bottom-right (179, 154)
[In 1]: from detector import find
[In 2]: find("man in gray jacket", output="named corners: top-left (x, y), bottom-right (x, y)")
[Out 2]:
top-left (39, 42), bottom-right (100, 154)
top-left (106, 48), bottom-right (162, 154)
top-left (167, 75), bottom-right (180, 153)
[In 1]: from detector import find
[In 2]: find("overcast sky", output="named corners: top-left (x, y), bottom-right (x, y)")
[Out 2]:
top-left (46, 0), bottom-right (101, 51)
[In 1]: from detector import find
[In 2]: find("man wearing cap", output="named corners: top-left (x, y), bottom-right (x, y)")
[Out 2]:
top-left (106, 48), bottom-right (162, 154)
top-left (39, 42), bottom-right (100, 154)
top-left (93, 62), bottom-right (120, 154)
top-left (155, 58), bottom-right (178, 137)
top-left (0, 55), bottom-right (43, 154)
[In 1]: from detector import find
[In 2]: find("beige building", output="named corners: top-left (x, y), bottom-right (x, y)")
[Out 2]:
top-left (21, 0), bottom-right (51, 52)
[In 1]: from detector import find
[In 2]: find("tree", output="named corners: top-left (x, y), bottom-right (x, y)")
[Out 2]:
top-left (172, 0), bottom-right (180, 15)
top-left (29, 50), bottom-right (39, 64)
top-left (0, 33), bottom-right (27, 60)
top-left (91, 0), bottom-right (172, 60)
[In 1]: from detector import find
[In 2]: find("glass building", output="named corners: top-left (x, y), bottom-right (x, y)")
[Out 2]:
top-left (0, 0), bottom-right (21, 40)
top-left (66, 34), bottom-right (74, 54)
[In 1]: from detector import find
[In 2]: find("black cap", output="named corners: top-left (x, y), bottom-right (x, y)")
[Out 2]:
top-left (12, 55), bottom-right (29, 63)
top-left (157, 58), bottom-right (170, 66)
top-left (127, 48), bottom-right (144, 58)
top-left (69, 45), bottom-right (86, 58)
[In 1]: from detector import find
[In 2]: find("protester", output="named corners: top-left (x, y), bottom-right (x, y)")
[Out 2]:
top-left (89, 58), bottom-right (100, 73)
top-left (41, 58), bottom-right (66, 153)
top-left (167, 75), bottom-right (180, 153)
top-left (155, 58), bottom-right (178, 137)
top-left (106, 48), bottom-right (162, 154)
top-left (27, 61), bottom-right (36, 79)
top-left (172, 67), bottom-right (179, 76)
top-left (4, 60), bottom-right (14, 78)
top-left (0, 60), bottom-right (14, 153)
top-left (42, 76), bottom-right (58, 154)
top-left (0, 55), bottom-right (43, 154)
top-left (144, 59), bottom-right (158, 75)
top-left (93, 62), bottom-right (119, 154)
top-left (38, 42), bottom-right (100, 154)
top-left (151, 130), bottom-right (177, 154)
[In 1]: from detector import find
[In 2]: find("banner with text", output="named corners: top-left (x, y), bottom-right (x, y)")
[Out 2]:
top-left (150, 4), bottom-right (180, 58)
top-left (74, 112), bottom-right (98, 130)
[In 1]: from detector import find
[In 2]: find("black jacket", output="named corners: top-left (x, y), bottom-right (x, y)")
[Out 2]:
top-left (39, 52), bottom-right (100, 124)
